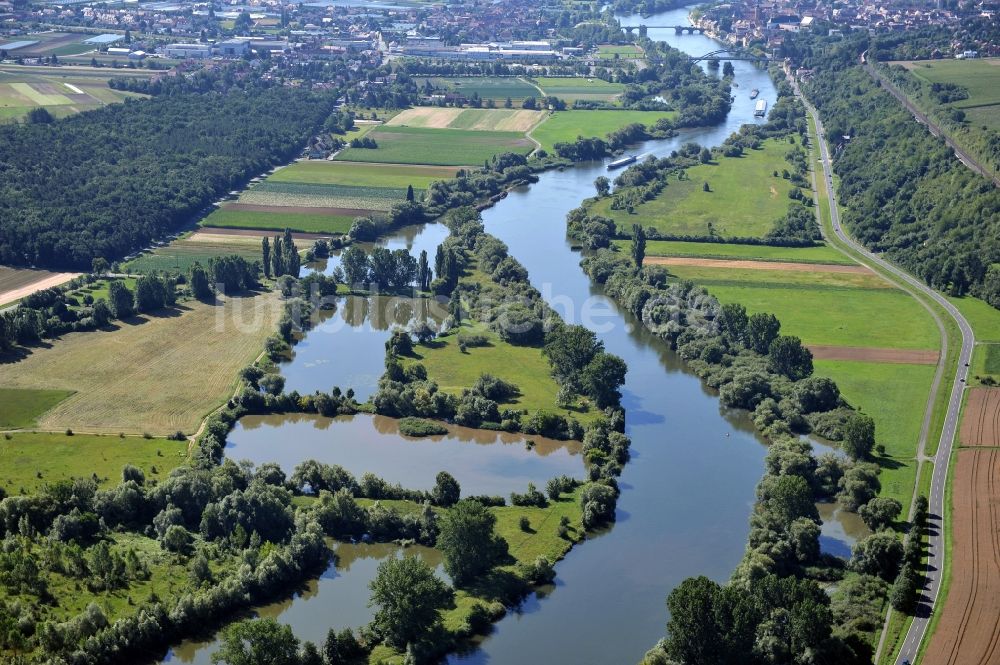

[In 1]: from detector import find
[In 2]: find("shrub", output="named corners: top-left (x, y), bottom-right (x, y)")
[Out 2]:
top-left (398, 417), bottom-right (449, 437)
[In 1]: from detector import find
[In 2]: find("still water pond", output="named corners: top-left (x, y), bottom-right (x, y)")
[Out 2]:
top-left (227, 413), bottom-right (583, 497)
top-left (163, 543), bottom-right (445, 664)
top-left (163, 8), bottom-right (851, 663)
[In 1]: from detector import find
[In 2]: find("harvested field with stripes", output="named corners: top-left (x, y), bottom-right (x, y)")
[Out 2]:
top-left (386, 107), bottom-right (545, 132)
top-left (0, 266), bottom-right (81, 306)
top-left (959, 388), bottom-right (1000, 447)
top-left (923, 448), bottom-right (1000, 665)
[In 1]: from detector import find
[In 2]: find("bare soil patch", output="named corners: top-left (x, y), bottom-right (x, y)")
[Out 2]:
top-left (923, 448), bottom-right (1000, 665)
top-left (807, 345), bottom-right (939, 364)
top-left (195, 228), bottom-right (338, 241)
top-left (643, 256), bottom-right (872, 274)
top-left (959, 388), bottom-right (1000, 447)
top-left (0, 268), bottom-right (82, 307)
top-left (221, 203), bottom-right (373, 217)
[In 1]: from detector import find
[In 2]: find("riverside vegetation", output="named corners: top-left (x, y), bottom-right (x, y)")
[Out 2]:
top-left (567, 90), bottom-right (921, 662)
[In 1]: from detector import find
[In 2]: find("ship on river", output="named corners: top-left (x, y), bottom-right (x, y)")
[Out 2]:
top-left (750, 88), bottom-right (760, 99)
top-left (607, 155), bottom-right (637, 170)
top-left (754, 99), bottom-right (768, 117)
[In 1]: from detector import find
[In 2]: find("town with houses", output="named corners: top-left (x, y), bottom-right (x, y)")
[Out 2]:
top-left (0, 0), bottom-right (996, 68)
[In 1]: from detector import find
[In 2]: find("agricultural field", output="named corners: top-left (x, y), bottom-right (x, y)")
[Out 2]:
top-left (402, 321), bottom-right (601, 425)
top-left (0, 64), bottom-right (146, 122)
top-left (959, 388), bottom-right (1000, 446)
top-left (239, 182), bottom-right (412, 212)
top-left (202, 207), bottom-right (357, 235)
top-left (531, 109), bottom-right (677, 152)
top-left (530, 76), bottom-right (627, 103)
top-left (922, 447), bottom-right (1000, 665)
top-left (0, 431), bottom-right (188, 494)
top-left (386, 107), bottom-right (545, 132)
top-left (689, 269), bottom-right (939, 349)
top-left (615, 239), bottom-right (854, 264)
top-left (428, 76), bottom-right (540, 102)
top-left (123, 232), bottom-right (264, 274)
top-left (204, 160), bottom-right (461, 235)
top-left (0, 32), bottom-right (102, 58)
top-left (0, 265), bottom-right (81, 307)
top-left (0, 388), bottom-right (74, 429)
top-left (268, 161), bottom-right (459, 189)
top-left (337, 125), bottom-right (535, 166)
top-left (588, 138), bottom-right (801, 237)
top-left (0, 292), bottom-right (280, 434)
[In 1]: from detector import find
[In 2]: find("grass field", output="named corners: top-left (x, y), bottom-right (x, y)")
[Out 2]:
top-left (815, 359), bottom-right (936, 513)
top-left (0, 292), bottom-right (279, 433)
top-left (268, 161), bottom-right (459, 189)
top-left (596, 44), bottom-right (644, 59)
top-left (666, 264), bottom-right (892, 291)
top-left (0, 431), bottom-right (187, 494)
top-left (614, 239), bottom-right (854, 264)
top-left (124, 235), bottom-right (263, 274)
top-left (403, 321), bottom-right (600, 425)
top-left (338, 126), bottom-right (534, 166)
top-left (530, 109), bottom-right (677, 152)
top-left (531, 77), bottom-right (627, 103)
top-left (0, 388), bottom-right (74, 429)
top-left (201, 208), bottom-right (356, 235)
top-left (429, 77), bottom-right (540, 102)
top-left (703, 277), bottom-right (940, 349)
top-left (589, 138), bottom-right (802, 237)
top-left (948, 295), bottom-right (1000, 343)
top-left (386, 107), bottom-right (545, 132)
top-left (900, 58), bottom-right (1000, 114)
top-left (0, 64), bottom-right (143, 122)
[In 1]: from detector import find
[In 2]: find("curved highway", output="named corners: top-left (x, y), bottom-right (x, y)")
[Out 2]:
top-left (789, 74), bottom-right (975, 665)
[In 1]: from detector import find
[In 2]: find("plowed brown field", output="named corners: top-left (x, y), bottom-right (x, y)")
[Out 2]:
top-left (924, 448), bottom-right (1000, 665)
top-left (642, 256), bottom-right (871, 274)
top-left (959, 388), bottom-right (1000, 447)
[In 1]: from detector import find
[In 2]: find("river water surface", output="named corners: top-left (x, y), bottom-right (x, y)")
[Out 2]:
top-left (163, 10), bottom-right (859, 664)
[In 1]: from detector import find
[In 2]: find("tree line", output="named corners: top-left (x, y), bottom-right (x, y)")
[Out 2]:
top-left (0, 73), bottom-right (332, 270)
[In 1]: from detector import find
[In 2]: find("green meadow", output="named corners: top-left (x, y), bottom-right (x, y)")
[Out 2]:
top-left (403, 321), bottom-right (600, 425)
top-left (338, 126), bottom-right (534, 166)
top-left (0, 431), bottom-right (188, 494)
top-left (815, 359), bottom-right (936, 513)
top-left (531, 109), bottom-right (677, 151)
top-left (697, 277), bottom-right (940, 349)
top-left (0, 388), bottom-right (74, 429)
top-left (202, 208), bottom-right (357, 235)
top-left (429, 77), bottom-right (540, 101)
top-left (589, 138), bottom-right (802, 238)
top-left (269, 161), bottom-right (459, 188)
top-left (123, 237), bottom-right (262, 274)
top-left (615, 239), bottom-right (854, 264)
top-left (531, 77), bottom-right (626, 102)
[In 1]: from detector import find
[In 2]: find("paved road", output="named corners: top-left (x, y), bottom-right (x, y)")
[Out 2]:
top-left (791, 75), bottom-right (975, 665)
top-left (861, 52), bottom-right (999, 188)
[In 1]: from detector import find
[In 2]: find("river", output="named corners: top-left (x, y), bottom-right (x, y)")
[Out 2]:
top-left (162, 9), bottom-right (859, 664)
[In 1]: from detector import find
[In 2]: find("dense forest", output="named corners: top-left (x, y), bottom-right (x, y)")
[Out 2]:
top-left (801, 42), bottom-right (1000, 307)
top-left (0, 79), bottom-right (332, 270)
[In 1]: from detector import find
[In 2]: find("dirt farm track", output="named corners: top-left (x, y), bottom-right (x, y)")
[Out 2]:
top-left (923, 448), bottom-right (1000, 665)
